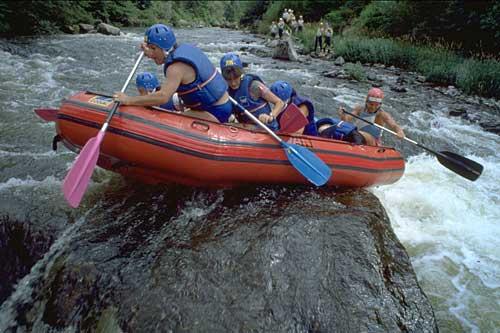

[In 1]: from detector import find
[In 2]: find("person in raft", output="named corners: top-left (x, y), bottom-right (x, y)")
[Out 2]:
top-left (339, 87), bottom-right (405, 146)
top-left (220, 52), bottom-right (284, 130)
top-left (269, 80), bottom-right (318, 136)
top-left (315, 118), bottom-right (367, 145)
top-left (135, 72), bottom-right (183, 111)
top-left (114, 24), bottom-right (233, 123)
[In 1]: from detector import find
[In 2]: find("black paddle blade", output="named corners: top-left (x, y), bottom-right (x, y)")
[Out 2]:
top-left (436, 151), bottom-right (483, 181)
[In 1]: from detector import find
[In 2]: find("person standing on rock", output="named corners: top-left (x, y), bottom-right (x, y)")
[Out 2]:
top-left (113, 24), bottom-right (233, 123)
top-left (277, 18), bottom-right (285, 40)
top-left (270, 21), bottom-right (278, 38)
top-left (339, 88), bottom-right (405, 146)
top-left (220, 52), bottom-right (284, 130)
top-left (297, 15), bottom-right (304, 32)
top-left (323, 23), bottom-right (333, 54)
top-left (282, 8), bottom-right (289, 23)
top-left (314, 22), bottom-right (325, 54)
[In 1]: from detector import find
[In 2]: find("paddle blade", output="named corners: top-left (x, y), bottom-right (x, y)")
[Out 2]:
top-left (278, 103), bottom-right (309, 134)
top-left (34, 108), bottom-right (59, 122)
top-left (436, 151), bottom-right (483, 181)
top-left (284, 142), bottom-right (332, 186)
top-left (62, 131), bottom-right (105, 207)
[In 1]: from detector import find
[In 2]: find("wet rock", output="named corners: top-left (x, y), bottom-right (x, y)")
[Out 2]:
top-left (445, 85), bottom-right (460, 97)
top-left (0, 216), bottom-right (56, 304)
top-left (479, 122), bottom-right (500, 135)
top-left (390, 85), bottom-right (407, 93)
top-left (272, 39), bottom-right (298, 62)
top-left (63, 25), bottom-right (79, 34)
top-left (1, 188), bottom-right (437, 332)
top-left (334, 56), bottom-right (345, 66)
top-left (97, 23), bottom-right (120, 36)
top-left (371, 82), bottom-right (383, 88)
top-left (367, 73), bottom-right (378, 81)
top-left (396, 75), bottom-right (408, 85)
top-left (449, 108), bottom-right (467, 117)
top-left (373, 63), bottom-right (386, 68)
top-left (177, 19), bottom-right (190, 27)
top-left (416, 75), bottom-right (427, 83)
top-left (78, 23), bottom-right (95, 34)
top-left (463, 112), bottom-right (481, 123)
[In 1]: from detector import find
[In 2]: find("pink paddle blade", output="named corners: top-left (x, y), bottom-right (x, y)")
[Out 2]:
top-left (34, 108), bottom-right (59, 122)
top-left (62, 130), bottom-right (105, 208)
top-left (278, 103), bottom-right (308, 134)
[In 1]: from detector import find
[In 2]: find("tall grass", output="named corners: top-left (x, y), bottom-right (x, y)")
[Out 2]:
top-left (313, 32), bottom-right (500, 98)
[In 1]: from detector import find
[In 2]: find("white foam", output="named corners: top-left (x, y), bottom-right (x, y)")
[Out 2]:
top-left (0, 176), bottom-right (61, 192)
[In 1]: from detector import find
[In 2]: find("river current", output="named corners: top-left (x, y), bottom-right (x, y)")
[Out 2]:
top-left (0, 28), bottom-right (498, 332)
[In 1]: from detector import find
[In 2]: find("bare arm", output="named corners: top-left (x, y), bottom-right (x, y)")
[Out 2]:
top-left (340, 104), bottom-right (362, 122)
top-left (380, 111), bottom-right (405, 138)
top-left (250, 81), bottom-right (285, 118)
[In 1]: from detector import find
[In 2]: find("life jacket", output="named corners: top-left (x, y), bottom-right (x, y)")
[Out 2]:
top-left (228, 74), bottom-right (272, 123)
top-left (291, 93), bottom-right (318, 136)
top-left (164, 44), bottom-right (228, 110)
top-left (316, 117), bottom-right (357, 140)
top-left (353, 107), bottom-right (382, 139)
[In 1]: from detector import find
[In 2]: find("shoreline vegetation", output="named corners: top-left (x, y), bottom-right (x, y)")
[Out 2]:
top-left (1, 0), bottom-right (499, 99)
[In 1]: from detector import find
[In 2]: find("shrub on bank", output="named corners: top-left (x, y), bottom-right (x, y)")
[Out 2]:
top-left (295, 28), bottom-right (500, 98)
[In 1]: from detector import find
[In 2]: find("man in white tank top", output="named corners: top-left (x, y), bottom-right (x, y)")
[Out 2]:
top-left (339, 88), bottom-right (405, 146)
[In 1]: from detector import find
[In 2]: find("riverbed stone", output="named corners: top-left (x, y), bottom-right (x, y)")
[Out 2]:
top-left (0, 187), bottom-right (437, 332)
top-left (96, 23), bottom-right (120, 36)
top-left (272, 39), bottom-right (299, 61)
top-left (78, 24), bottom-right (94, 34)
top-left (334, 56), bottom-right (345, 66)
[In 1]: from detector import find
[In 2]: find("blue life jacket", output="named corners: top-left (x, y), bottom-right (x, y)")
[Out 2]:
top-left (160, 100), bottom-right (175, 110)
top-left (291, 93), bottom-right (318, 136)
top-left (229, 74), bottom-right (272, 123)
top-left (164, 44), bottom-right (228, 110)
top-left (316, 117), bottom-right (357, 140)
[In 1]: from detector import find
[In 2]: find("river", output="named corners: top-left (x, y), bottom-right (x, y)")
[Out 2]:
top-left (0, 27), bottom-right (498, 332)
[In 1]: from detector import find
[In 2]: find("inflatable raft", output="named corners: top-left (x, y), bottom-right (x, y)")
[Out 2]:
top-left (47, 91), bottom-right (405, 188)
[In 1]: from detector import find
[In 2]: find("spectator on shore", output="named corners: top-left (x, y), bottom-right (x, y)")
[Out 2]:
top-left (270, 21), bottom-right (278, 38)
top-left (282, 9), bottom-right (289, 23)
top-left (291, 18), bottom-right (298, 33)
top-left (323, 23), bottom-right (333, 54)
top-left (277, 18), bottom-right (285, 39)
top-left (314, 22), bottom-right (325, 54)
top-left (297, 15), bottom-right (304, 32)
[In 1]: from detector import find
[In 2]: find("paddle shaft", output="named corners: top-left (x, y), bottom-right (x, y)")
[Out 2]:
top-left (102, 51), bottom-right (145, 131)
top-left (342, 109), bottom-right (482, 179)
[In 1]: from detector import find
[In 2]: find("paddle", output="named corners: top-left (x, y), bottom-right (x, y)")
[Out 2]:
top-left (228, 96), bottom-right (331, 186)
top-left (342, 109), bottom-right (483, 181)
top-left (278, 103), bottom-right (309, 134)
top-left (62, 51), bottom-right (145, 208)
top-left (34, 108), bottom-right (58, 122)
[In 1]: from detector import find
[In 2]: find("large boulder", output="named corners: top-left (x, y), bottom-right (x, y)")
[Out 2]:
top-left (272, 39), bottom-right (299, 62)
top-left (96, 23), bottom-right (120, 36)
top-left (78, 23), bottom-right (95, 34)
top-left (0, 186), bottom-right (437, 332)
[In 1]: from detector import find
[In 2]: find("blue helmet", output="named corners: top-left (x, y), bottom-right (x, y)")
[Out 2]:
top-left (220, 53), bottom-right (243, 71)
top-left (144, 24), bottom-right (176, 51)
top-left (270, 80), bottom-right (293, 102)
top-left (136, 72), bottom-right (160, 92)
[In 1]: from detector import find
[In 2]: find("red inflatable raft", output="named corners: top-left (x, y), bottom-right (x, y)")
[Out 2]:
top-left (50, 91), bottom-right (404, 188)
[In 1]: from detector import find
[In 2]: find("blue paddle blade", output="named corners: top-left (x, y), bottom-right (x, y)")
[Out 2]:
top-left (283, 142), bottom-right (332, 186)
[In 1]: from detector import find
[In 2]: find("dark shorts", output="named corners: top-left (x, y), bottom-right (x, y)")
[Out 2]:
top-left (203, 100), bottom-right (233, 123)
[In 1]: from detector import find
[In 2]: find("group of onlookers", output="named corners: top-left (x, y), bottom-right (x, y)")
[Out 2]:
top-left (269, 9), bottom-right (333, 55)
top-left (270, 8), bottom-right (304, 39)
